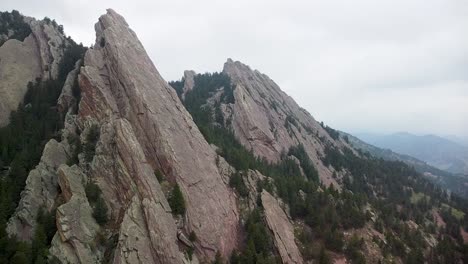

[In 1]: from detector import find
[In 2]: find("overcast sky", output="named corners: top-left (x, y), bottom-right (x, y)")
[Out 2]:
top-left (3, 0), bottom-right (468, 138)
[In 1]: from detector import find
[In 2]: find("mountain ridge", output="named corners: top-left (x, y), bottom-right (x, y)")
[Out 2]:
top-left (0, 9), bottom-right (467, 264)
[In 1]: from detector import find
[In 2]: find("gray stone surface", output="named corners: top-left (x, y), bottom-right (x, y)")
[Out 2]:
top-left (49, 165), bottom-right (101, 264)
top-left (6, 139), bottom-right (68, 240)
top-left (0, 35), bottom-right (42, 126)
top-left (27, 18), bottom-right (67, 79)
top-left (0, 16), bottom-right (68, 127)
top-left (181, 70), bottom-right (196, 100)
top-left (57, 59), bottom-right (81, 113)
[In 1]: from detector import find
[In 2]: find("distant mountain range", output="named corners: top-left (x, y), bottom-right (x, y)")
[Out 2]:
top-left (355, 132), bottom-right (468, 175)
top-left (342, 132), bottom-right (468, 198)
top-left (444, 135), bottom-right (468, 147)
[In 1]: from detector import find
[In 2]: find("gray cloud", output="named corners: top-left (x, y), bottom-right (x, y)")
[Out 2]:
top-left (3, 0), bottom-right (468, 137)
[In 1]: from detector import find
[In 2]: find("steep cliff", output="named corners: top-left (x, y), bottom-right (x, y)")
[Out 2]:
top-left (0, 12), bottom-right (69, 126)
top-left (76, 9), bottom-right (239, 261)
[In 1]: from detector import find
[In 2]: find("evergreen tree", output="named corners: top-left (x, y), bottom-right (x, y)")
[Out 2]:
top-left (319, 247), bottom-right (331, 264)
top-left (93, 197), bottom-right (108, 225)
top-left (169, 183), bottom-right (186, 215)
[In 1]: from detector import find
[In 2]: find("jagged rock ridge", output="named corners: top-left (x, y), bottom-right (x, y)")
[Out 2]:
top-left (4, 8), bottom-right (468, 264)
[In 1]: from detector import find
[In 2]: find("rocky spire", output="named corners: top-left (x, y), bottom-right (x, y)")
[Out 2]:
top-left (77, 9), bottom-right (239, 262)
top-left (181, 70), bottom-right (196, 100)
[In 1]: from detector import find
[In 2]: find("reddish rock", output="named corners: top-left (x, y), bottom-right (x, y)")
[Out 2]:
top-left (77, 9), bottom-right (239, 261)
top-left (261, 191), bottom-right (303, 264)
top-left (200, 59), bottom-right (353, 187)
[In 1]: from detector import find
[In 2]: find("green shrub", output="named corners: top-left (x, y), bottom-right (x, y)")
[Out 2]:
top-left (189, 231), bottom-right (197, 242)
top-left (66, 133), bottom-right (81, 165)
top-left (84, 124), bottom-right (99, 162)
top-left (85, 182), bottom-right (101, 203)
top-left (229, 172), bottom-right (249, 197)
top-left (169, 183), bottom-right (186, 215)
top-left (86, 182), bottom-right (108, 225)
top-left (93, 197), bottom-right (108, 225)
top-left (154, 169), bottom-right (164, 182)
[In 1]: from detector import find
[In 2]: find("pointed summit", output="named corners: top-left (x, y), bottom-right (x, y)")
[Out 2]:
top-left (78, 9), bottom-right (239, 262)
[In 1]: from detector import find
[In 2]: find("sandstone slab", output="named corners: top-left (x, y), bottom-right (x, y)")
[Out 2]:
top-left (261, 191), bottom-right (303, 264)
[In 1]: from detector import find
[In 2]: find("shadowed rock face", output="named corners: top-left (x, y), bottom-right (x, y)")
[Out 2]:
top-left (78, 9), bottom-right (239, 261)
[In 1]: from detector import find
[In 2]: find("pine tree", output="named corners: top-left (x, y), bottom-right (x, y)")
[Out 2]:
top-left (93, 197), bottom-right (108, 225)
top-left (169, 183), bottom-right (186, 215)
top-left (319, 247), bottom-right (331, 264)
top-left (10, 252), bottom-right (28, 264)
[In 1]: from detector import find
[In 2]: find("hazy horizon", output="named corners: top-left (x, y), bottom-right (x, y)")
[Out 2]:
top-left (3, 0), bottom-right (467, 138)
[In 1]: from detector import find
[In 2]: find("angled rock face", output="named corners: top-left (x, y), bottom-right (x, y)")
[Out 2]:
top-left (261, 191), bottom-right (303, 264)
top-left (0, 16), bottom-right (68, 126)
top-left (0, 35), bottom-right (41, 126)
top-left (217, 59), bottom-right (351, 186)
top-left (77, 9), bottom-right (239, 261)
top-left (93, 118), bottom-right (182, 264)
top-left (26, 17), bottom-right (68, 79)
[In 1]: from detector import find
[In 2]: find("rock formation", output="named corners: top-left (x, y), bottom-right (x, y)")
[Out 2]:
top-left (77, 9), bottom-right (239, 262)
top-left (5, 9), bottom-right (241, 263)
top-left (49, 165), bottom-right (101, 264)
top-left (5, 52), bottom-right (82, 241)
top-left (0, 15), bottom-right (68, 126)
top-left (25, 17), bottom-right (68, 79)
top-left (181, 70), bottom-right (196, 100)
top-left (6, 139), bottom-right (68, 240)
top-left (0, 35), bottom-right (41, 126)
top-left (177, 59), bottom-right (352, 188)
top-left (3, 7), bottom-right (465, 264)
top-left (262, 191), bottom-right (303, 264)
top-left (221, 59), bottom-right (354, 187)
